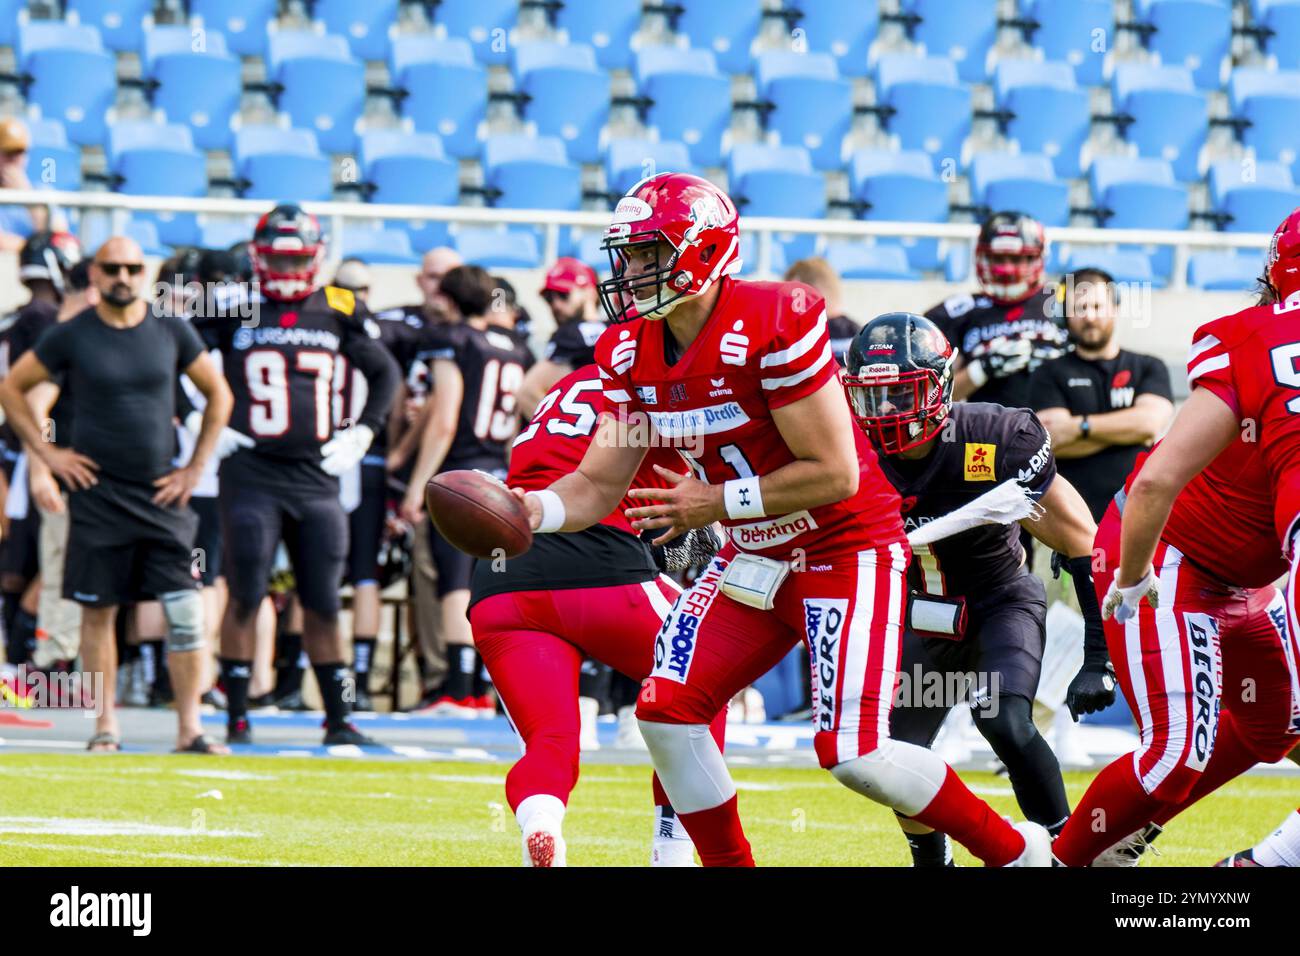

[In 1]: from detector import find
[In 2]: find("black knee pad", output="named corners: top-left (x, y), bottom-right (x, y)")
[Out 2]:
top-left (971, 694), bottom-right (1039, 754)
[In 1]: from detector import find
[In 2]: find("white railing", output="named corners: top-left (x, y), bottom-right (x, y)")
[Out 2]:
top-left (0, 187), bottom-right (1275, 288)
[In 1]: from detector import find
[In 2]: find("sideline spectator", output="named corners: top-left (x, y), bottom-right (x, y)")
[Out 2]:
top-left (514, 257), bottom-right (602, 419)
top-left (0, 118), bottom-right (51, 251)
top-left (783, 256), bottom-right (860, 366)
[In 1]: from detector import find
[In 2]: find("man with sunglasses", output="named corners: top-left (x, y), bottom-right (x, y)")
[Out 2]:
top-left (0, 237), bottom-right (235, 753)
top-left (0, 117), bottom-right (51, 252)
top-left (515, 257), bottom-right (605, 419)
top-left (842, 313), bottom-right (1111, 866)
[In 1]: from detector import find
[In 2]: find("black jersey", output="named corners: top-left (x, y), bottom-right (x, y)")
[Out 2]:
top-left (196, 286), bottom-right (399, 493)
top-left (0, 300), bottom-right (60, 452)
top-left (417, 321), bottom-right (534, 471)
top-left (543, 319), bottom-right (606, 368)
top-left (925, 286), bottom-right (1067, 409)
top-left (876, 403), bottom-right (1056, 598)
top-left (339, 304), bottom-right (428, 459)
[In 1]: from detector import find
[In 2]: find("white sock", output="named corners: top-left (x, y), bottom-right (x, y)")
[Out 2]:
top-left (515, 793), bottom-right (565, 834)
top-left (1253, 809), bottom-right (1300, 867)
top-left (651, 806), bottom-right (696, 866)
top-left (653, 805), bottom-right (691, 842)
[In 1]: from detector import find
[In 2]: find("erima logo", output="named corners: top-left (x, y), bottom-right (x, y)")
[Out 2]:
top-left (49, 886), bottom-right (151, 936)
top-left (709, 375), bottom-right (733, 397)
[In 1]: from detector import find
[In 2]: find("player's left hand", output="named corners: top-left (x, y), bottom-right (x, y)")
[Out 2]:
top-left (1102, 568), bottom-right (1159, 623)
top-left (320, 424), bottom-right (375, 476)
top-left (625, 465), bottom-right (725, 546)
top-left (152, 463), bottom-right (202, 508)
top-left (1065, 660), bottom-right (1117, 721)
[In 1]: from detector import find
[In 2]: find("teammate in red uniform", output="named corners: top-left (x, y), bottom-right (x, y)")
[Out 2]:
top-left (1053, 208), bottom-right (1300, 866)
top-left (513, 173), bottom-right (1050, 867)
top-left (469, 363), bottom-right (723, 866)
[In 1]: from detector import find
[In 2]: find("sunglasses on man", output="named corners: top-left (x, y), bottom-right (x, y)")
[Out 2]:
top-left (98, 262), bottom-right (145, 276)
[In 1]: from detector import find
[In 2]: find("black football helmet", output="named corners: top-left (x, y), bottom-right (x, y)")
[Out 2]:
top-left (975, 210), bottom-right (1045, 304)
top-left (250, 203), bottom-right (325, 301)
top-left (19, 230), bottom-right (81, 295)
top-left (842, 313), bottom-right (956, 455)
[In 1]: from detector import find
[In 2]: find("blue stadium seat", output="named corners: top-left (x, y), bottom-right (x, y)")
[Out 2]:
top-left (1187, 250), bottom-right (1266, 290)
top-left (786, 0), bottom-right (878, 77)
top-left (970, 153), bottom-right (1069, 226)
top-left (199, 218), bottom-right (257, 250)
top-left (1063, 247), bottom-right (1158, 284)
top-left (557, 0), bottom-right (642, 71)
top-left (849, 149), bottom-right (947, 270)
top-left (825, 242), bottom-right (920, 281)
top-left (1022, 0), bottom-right (1110, 86)
top-left (1209, 159), bottom-right (1300, 232)
top-left (143, 26), bottom-right (242, 151)
top-left (358, 130), bottom-right (458, 252)
top-left (107, 122), bottom-right (207, 197)
top-left (192, 0), bottom-right (277, 57)
top-left (1135, 0), bottom-right (1230, 90)
top-left (904, 0), bottom-right (997, 83)
top-left (737, 232), bottom-right (790, 276)
top-left (605, 138), bottom-right (693, 196)
top-left (1229, 68), bottom-right (1300, 168)
top-left (391, 36), bottom-right (488, 160)
top-left (24, 118), bottom-right (80, 192)
top-left (755, 50), bottom-right (852, 171)
top-left (454, 227), bottom-right (542, 268)
top-left (874, 54), bottom-right (972, 163)
top-left (1112, 63), bottom-right (1207, 182)
top-left (512, 42), bottom-right (610, 165)
top-left (635, 47), bottom-right (732, 168)
top-left (945, 243), bottom-right (972, 282)
top-left (483, 134), bottom-right (582, 210)
top-left (123, 218), bottom-right (170, 258)
top-left (233, 126), bottom-right (333, 201)
top-left (1089, 156), bottom-right (1189, 230)
top-left (17, 22), bottom-right (116, 147)
top-left (434, 0), bottom-right (519, 67)
top-left (339, 226), bottom-right (420, 265)
top-left (728, 144), bottom-right (824, 261)
top-left (1260, 0), bottom-right (1300, 70)
top-left (313, 0), bottom-right (399, 62)
top-left (568, 232), bottom-right (613, 277)
top-left (267, 32), bottom-right (365, 154)
top-left (994, 59), bottom-right (1090, 179)
top-left (67, 0), bottom-right (153, 53)
top-left (675, 0), bottom-right (762, 75)
top-left (0, 0), bottom-right (26, 48)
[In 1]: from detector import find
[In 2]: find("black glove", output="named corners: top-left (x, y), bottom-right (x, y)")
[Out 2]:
top-left (1062, 553), bottom-right (1117, 721)
top-left (646, 524), bottom-right (724, 573)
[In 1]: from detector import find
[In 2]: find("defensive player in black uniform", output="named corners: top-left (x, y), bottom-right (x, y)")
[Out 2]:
top-left (842, 314), bottom-right (1115, 866)
top-left (0, 231), bottom-right (81, 664)
top-left (196, 205), bottom-right (400, 745)
top-left (400, 265), bottom-right (534, 716)
top-left (925, 212), bottom-right (1068, 409)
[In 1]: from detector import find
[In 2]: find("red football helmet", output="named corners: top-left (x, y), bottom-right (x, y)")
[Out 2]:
top-left (975, 211), bottom-right (1046, 304)
top-left (598, 172), bottom-right (741, 322)
top-left (250, 203), bottom-right (325, 301)
top-left (540, 256), bottom-right (597, 295)
top-left (1267, 206), bottom-right (1300, 306)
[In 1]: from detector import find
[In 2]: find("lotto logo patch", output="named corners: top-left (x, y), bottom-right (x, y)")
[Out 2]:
top-left (652, 558), bottom-right (726, 684)
top-left (804, 599), bottom-right (848, 733)
top-left (1184, 612), bottom-right (1222, 772)
top-left (963, 443), bottom-right (997, 481)
top-left (324, 285), bottom-right (355, 315)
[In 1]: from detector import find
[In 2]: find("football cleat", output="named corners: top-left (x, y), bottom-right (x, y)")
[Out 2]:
top-left (1214, 849), bottom-right (1261, 867)
top-left (578, 695), bottom-right (601, 751)
top-left (1005, 822), bottom-right (1053, 867)
top-left (226, 717), bottom-right (253, 745)
top-left (522, 815), bottom-right (567, 867)
top-left (271, 688), bottom-right (310, 712)
top-left (1093, 823), bottom-right (1163, 867)
top-left (417, 695), bottom-right (479, 719)
top-left (475, 694), bottom-right (496, 719)
top-left (651, 839), bottom-right (699, 867)
top-left (322, 722), bottom-right (380, 747)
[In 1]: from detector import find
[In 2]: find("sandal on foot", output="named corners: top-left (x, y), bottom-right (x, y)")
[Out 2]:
top-left (87, 732), bottom-right (121, 752)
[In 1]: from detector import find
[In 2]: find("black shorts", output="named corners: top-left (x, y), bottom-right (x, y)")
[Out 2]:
top-left (189, 495), bottom-right (222, 586)
top-left (64, 477), bottom-right (200, 607)
top-left (893, 566), bottom-right (1047, 728)
top-left (346, 462), bottom-right (387, 587)
top-left (219, 479), bottom-right (348, 616)
top-left (0, 509), bottom-right (40, 583)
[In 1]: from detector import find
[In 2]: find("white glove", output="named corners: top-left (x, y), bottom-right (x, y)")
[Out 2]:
top-left (320, 424), bottom-right (375, 476)
top-left (981, 336), bottom-right (1035, 378)
top-left (184, 410), bottom-right (255, 460)
top-left (1102, 569), bottom-right (1160, 624)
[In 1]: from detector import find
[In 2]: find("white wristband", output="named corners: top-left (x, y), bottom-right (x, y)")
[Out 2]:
top-left (530, 489), bottom-right (566, 534)
top-left (723, 478), bottom-right (765, 520)
top-left (966, 358), bottom-right (988, 389)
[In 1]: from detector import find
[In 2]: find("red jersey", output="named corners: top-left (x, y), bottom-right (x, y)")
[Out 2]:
top-left (1187, 300), bottom-right (1300, 558)
top-left (594, 277), bottom-right (904, 559)
top-left (508, 363), bottom-right (680, 535)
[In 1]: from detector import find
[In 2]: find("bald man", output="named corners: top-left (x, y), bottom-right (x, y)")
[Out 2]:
top-left (0, 237), bottom-right (235, 753)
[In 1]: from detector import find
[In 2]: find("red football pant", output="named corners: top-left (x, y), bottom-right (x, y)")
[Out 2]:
top-left (1054, 508), bottom-right (1300, 866)
top-left (470, 577), bottom-right (725, 814)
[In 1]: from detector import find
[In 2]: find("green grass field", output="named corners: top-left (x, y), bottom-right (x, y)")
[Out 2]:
top-left (0, 754), bottom-right (1294, 866)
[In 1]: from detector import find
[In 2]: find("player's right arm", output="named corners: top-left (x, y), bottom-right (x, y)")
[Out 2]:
top-left (0, 350), bottom-right (97, 489)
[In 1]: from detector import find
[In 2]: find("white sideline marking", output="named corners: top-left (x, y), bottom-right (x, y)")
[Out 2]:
top-left (0, 816), bottom-right (260, 838)
top-left (174, 769), bottom-right (278, 781)
top-left (3, 839), bottom-right (297, 866)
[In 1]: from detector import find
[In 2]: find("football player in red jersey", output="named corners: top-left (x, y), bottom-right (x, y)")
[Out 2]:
top-left (512, 173), bottom-right (1051, 867)
top-left (1052, 207), bottom-right (1300, 866)
top-left (469, 363), bottom-right (723, 866)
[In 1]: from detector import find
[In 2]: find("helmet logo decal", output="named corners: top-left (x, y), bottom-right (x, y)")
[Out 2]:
top-left (684, 196), bottom-right (727, 244)
top-left (612, 197), bottom-right (653, 224)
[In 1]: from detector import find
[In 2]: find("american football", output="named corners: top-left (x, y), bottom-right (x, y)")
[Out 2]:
top-left (425, 469), bottom-right (533, 559)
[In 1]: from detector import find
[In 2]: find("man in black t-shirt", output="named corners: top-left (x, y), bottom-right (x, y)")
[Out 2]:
top-left (924, 212), bottom-right (1068, 409)
top-left (0, 236), bottom-right (234, 754)
top-left (843, 313), bottom-right (1113, 866)
top-left (1029, 268), bottom-right (1174, 521)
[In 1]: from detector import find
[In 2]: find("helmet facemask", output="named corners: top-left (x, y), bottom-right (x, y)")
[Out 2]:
top-left (599, 232), bottom-right (696, 323)
top-left (843, 362), bottom-right (953, 455)
top-left (251, 246), bottom-right (323, 302)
